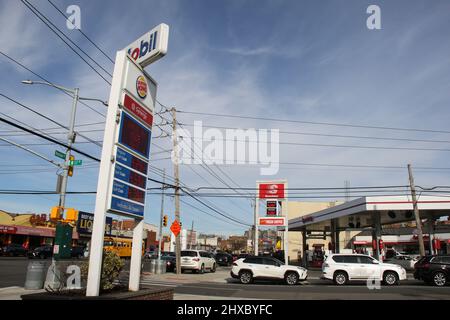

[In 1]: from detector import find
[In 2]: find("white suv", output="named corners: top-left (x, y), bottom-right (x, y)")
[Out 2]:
top-left (322, 254), bottom-right (407, 285)
top-left (231, 255), bottom-right (308, 285)
top-left (180, 250), bottom-right (216, 273)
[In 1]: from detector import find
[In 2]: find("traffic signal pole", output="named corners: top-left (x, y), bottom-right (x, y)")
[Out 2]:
top-left (59, 87), bottom-right (79, 209)
top-left (157, 169), bottom-right (166, 265)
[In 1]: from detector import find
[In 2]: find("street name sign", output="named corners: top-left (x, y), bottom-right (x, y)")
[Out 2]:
top-left (55, 150), bottom-right (65, 159)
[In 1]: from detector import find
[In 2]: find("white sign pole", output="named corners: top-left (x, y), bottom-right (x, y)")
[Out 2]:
top-left (255, 197), bottom-right (259, 256)
top-left (86, 51), bottom-right (127, 297)
top-left (284, 181), bottom-right (289, 265)
top-left (129, 219), bottom-right (144, 291)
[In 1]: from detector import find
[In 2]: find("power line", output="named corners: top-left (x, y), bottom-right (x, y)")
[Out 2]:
top-left (0, 50), bottom-right (106, 117)
top-left (0, 116), bottom-right (101, 162)
top-left (20, 0), bottom-right (112, 85)
top-left (47, 0), bottom-right (115, 64)
top-left (179, 123), bottom-right (450, 145)
top-left (177, 110), bottom-right (450, 135)
top-left (0, 93), bottom-right (102, 147)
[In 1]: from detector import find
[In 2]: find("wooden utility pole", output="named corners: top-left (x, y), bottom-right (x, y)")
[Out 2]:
top-left (408, 164), bottom-right (426, 257)
top-left (190, 220), bottom-right (194, 249)
top-left (157, 169), bottom-right (165, 264)
top-left (172, 108), bottom-right (182, 274)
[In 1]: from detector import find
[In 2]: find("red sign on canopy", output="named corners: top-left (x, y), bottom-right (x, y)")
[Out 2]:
top-left (258, 183), bottom-right (285, 199)
top-left (170, 220), bottom-right (181, 237)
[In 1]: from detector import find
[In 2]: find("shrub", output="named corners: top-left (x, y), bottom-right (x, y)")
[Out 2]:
top-left (81, 250), bottom-right (125, 291)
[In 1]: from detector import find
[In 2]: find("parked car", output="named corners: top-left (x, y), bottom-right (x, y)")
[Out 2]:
top-left (144, 250), bottom-right (157, 259)
top-left (161, 255), bottom-right (176, 272)
top-left (385, 254), bottom-right (417, 271)
top-left (180, 250), bottom-right (216, 273)
top-left (231, 255), bottom-right (307, 285)
top-left (161, 251), bottom-right (175, 257)
top-left (28, 245), bottom-right (53, 259)
top-left (70, 246), bottom-right (85, 258)
top-left (321, 254), bottom-right (407, 286)
top-left (237, 253), bottom-right (249, 260)
top-left (1, 243), bottom-right (27, 257)
top-left (414, 255), bottom-right (450, 286)
top-left (215, 252), bottom-right (233, 266)
top-left (232, 254), bottom-right (238, 262)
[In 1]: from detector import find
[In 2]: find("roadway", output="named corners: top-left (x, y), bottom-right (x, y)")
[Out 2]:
top-left (2, 257), bottom-right (450, 299)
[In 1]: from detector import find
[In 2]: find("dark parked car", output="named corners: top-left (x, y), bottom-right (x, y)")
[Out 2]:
top-left (215, 252), bottom-right (233, 266)
top-left (414, 255), bottom-right (450, 286)
top-left (161, 255), bottom-right (176, 272)
top-left (2, 243), bottom-right (27, 257)
top-left (71, 246), bottom-right (85, 258)
top-left (28, 245), bottom-right (53, 259)
top-left (237, 253), bottom-right (249, 260)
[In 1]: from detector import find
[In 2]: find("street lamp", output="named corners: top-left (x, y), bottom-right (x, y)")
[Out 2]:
top-left (21, 79), bottom-right (107, 210)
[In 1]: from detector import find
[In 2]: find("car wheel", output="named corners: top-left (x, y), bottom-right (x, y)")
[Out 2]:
top-left (333, 271), bottom-right (348, 285)
top-left (432, 271), bottom-right (447, 287)
top-left (200, 264), bottom-right (205, 274)
top-left (239, 271), bottom-right (253, 284)
top-left (211, 264), bottom-right (216, 273)
top-left (383, 271), bottom-right (398, 286)
top-left (285, 272), bottom-right (299, 285)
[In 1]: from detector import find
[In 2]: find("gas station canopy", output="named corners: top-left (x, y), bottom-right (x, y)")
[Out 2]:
top-left (288, 196), bottom-right (450, 232)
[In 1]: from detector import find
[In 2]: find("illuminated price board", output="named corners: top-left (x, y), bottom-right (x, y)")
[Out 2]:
top-left (118, 112), bottom-right (151, 159)
top-left (116, 147), bottom-right (148, 175)
top-left (112, 180), bottom-right (145, 204)
top-left (114, 164), bottom-right (146, 189)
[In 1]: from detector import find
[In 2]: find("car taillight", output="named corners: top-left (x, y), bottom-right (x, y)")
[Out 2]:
top-left (193, 258), bottom-right (200, 262)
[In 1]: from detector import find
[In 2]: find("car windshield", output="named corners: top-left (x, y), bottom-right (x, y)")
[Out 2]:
top-left (181, 251), bottom-right (197, 257)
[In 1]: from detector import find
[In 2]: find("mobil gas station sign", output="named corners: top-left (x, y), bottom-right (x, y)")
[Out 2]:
top-left (88, 23), bottom-right (169, 296)
top-left (105, 56), bottom-right (157, 218)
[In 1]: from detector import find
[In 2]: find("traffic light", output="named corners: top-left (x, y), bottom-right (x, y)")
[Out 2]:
top-left (163, 215), bottom-right (168, 227)
top-left (50, 206), bottom-right (63, 220)
top-left (65, 208), bottom-right (78, 222)
top-left (68, 155), bottom-right (74, 177)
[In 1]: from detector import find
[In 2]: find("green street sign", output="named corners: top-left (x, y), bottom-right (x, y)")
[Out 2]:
top-left (69, 160), bottom-right (83, 166)
top-left (54, 150), bottom-right (66, 159)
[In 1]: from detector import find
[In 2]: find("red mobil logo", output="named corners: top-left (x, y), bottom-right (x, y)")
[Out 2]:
top-left (136, 75), bottom-right (148, 99)
top-left (259, 183), bottom-right (285, 199)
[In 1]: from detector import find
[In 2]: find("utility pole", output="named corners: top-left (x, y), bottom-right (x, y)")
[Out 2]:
top-left (190, 220), bottom-right (194, 249)
top-left (172, 107), bottom-right (182, 274)
top-left (59, 88), bottom-right (79, 209)
top-left (408, 164), bottom-right (426, 257)
top-left (157, 169), bottom-right (166, 264)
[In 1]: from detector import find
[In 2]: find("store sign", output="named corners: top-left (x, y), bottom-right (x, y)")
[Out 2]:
top-left (0, 225), bottom-right (17, 234)
top-left (77, 212), bottom-right (112, 235)
top-left (125, 23), bottom-right (169, 68)
top-left (258, 217), bottom-right (286, 226)
top-left (258, 183), bottom-right (285, 199)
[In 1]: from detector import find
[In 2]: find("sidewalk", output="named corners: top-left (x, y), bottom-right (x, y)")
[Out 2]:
top-left (0, 286), bottom-right (45, 300)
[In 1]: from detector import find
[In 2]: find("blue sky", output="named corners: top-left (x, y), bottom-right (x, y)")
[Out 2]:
top-left (1, 0), bottom-right (450, 236)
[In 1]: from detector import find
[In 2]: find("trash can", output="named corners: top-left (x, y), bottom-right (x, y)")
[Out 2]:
top-left (24, 261), bottom-right (47, 290)
top-left (149, 259), bottom-right (157, 273)
top-left (156, 260), bottom-right (166, 274)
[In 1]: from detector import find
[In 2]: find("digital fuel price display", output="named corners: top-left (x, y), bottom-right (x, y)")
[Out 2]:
top-left (118, 112), bottom-right (151, 159)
